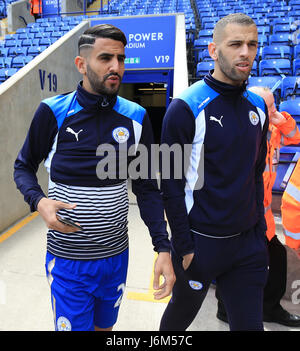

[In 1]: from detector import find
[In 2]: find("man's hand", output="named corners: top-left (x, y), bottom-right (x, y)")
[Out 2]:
top-left (153, 252), bottom-right (176, 300)
top-left (182, 252), bottom-right (194, 271)
top-left (269, 110), bottom-right (286, 126)
top-left (37, 197), bottom-right (80, 233)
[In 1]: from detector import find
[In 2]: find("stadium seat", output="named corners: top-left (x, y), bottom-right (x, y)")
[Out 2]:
top-left (0, 57), bottom-right (12, 69)
top-left (259, 59), bottom-right (292, 76)
top-left (273, 147), bottom-right (300, 193)
top-left (257, 25), bottom-right (270, 35)
top-left (27, 46), bottom-right (47, 57)
top-left (0, 48), bottom-right (9, 57)
top-left (11, 56), bottom-right (33, 69)
top-left (258, 34), bottom-right (268, 46)
top-left (269, 33), bottom-right (291, 46)
top-left (273, 24), bottom-right (292, 34)
top-left (0, 68), bottom-right (7, 83)
top-left (279, 99), bottom-right (300, 120)
top-left (8, 47), bottom-right (28, 57)
top-left (261, 45), bottom-right (291, 60)
top-left (247, 77), bottom-right (282, 90)
top-left (281, 76), bottom-right (300, 99)
top-left (4, 39), bottom-right (22, 48)
top-left (51, 31), bottom-right (63, 39)
top-left (199, 49), bottom-right (212, 61)
top-left (294, 45), bottom-right (300, 60)
top-left (251, 60), bottom-right (258, 76)
top-left (194, 38), bottom-right (211, 62)
top-left (196, 61), bottom-right (214, 78)
top-left (0, 68), bottom-right (18, 82)
top-left (39, 38), bottom-right (52, 46)
top-left (293, 59), bottom-right (300, 76)
top-left (194, 38), bottom-right (211, 50)
top-left (247, 76), bottom-right (282, 102)
top-left (22, 39), bottom-right (40, 47)
top-left (197, 29), bottom-right (213, 38)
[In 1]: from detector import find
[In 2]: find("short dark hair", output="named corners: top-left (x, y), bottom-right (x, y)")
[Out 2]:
top-left (213, 13), bottom-right (256, 43)
top-left (78, 24), bottom-right (127, 53)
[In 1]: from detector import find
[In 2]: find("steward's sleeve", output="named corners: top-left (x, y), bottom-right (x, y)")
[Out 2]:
top-left (277, 112), bottom-right (300, 146)
top-left (13, 103), bottom-right (58, 212)
top-left (160, 98), bottom-right (196, 257)
top-left (131, 112), bottom-right (171, 253)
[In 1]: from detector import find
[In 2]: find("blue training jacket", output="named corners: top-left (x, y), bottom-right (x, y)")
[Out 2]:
top-left (160, 72), bottom-right (269, 257)
top-left (14, 82), bottom-right (170, 253)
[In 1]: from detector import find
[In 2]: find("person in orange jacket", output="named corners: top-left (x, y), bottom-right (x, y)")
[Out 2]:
top-left (30, 0), bottom-right (42, 20)
top-left (281, 157), bottom-right (300, 258)
top-left (216, 86), bottom-right (300, 327)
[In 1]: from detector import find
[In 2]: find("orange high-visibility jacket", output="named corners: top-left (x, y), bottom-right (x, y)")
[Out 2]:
top-left (281, 158), bottom-right (300, 249)
top-left (30, 0), bottom-right (42, 15)
top-left (263, 111), bottom-right (300, 242)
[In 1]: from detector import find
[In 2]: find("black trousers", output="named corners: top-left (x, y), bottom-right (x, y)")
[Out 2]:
top-left (160, 227), bottom-right (269, 331)
top-left (217, 235), bottom-right (287, 316)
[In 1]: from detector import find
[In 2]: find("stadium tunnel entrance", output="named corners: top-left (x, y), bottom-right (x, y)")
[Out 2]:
top-left (120, 69), bottom-right (173, 144)
top-left (89, 14), bottom-right (188, 144)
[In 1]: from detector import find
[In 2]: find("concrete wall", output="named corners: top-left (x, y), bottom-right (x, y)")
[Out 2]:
top-left (0, 21), bottom-right (89, 232)
top-left (7, 0), bottom-right (34, 33)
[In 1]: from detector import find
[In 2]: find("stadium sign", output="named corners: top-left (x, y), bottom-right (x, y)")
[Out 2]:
top-left (42, 0), bottom-right (61, 18)
top-left (90, 15), bottom-right (176, 70)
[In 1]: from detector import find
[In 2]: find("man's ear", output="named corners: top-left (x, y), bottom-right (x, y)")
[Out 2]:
top-left (74, 55), bottom-right (87, 74)
top-left (208, 42), bottom-right (218, 61)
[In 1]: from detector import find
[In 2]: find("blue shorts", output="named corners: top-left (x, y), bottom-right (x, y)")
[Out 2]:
top-left (45, 249), bottom-right (128, 331)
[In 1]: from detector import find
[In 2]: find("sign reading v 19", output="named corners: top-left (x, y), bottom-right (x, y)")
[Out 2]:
top-left (91, 15), bottom-right (176, 69)
top-left (39, 69), bottom-right (57, 92)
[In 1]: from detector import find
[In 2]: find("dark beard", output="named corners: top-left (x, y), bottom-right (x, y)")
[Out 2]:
top-left (86, 64), bottom-right (121, 97)
top-left (218, 49), bottom-right (250, 84)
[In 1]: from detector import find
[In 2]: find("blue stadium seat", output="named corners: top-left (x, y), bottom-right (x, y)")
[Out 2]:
top-left (197, 29), bottom-right (213, 38)
top-left (21, 38), bottom-right (40, 47)
top-left (281, 76), bottom-right (300, 99)
top-left (269, 33), bottom-right (291, 46)
top-left (293, 59), bottom-right (300, 76)
top-left (39, 38), bottom-right (52, 46)
top-left (258, 34), bottom-right (268, 46)
top-left (51, 31), bottom-right (63, 39)
top-left (257, 25), bottom-right (270, 35)
top-left (250, 60), bottom-right (258, 76)
top-left (0, 68), bottom-right (18, 81)
top-left (11, 56), bottom-right (33, 69)
top-left (194, 38), bottom-right (211, 50)
top-left (27, 45), bottom-right (47, 57)
top-left (0, 47), bottom-right (9, 57)
top-left (247, 76), bottom-right (282, 102)
top-left (0, 68), bottom-right (7, 83)
top-left (8, 47), bottom-right (28, 57)
top-left (259, 59), bottom-right (292, 76)
top-left (44, 26), bottom-right (56, 33)
top-left (196, 61), bottom-right (214, 78)
top-left (273, 24), bottom-right (292, 34)
top-left (4, 39), bottom-right (22, 48)
top-left (279, 99), bottom-right (300, 119)
top-left (194, 38), bottom-right (211, 62)
top-left (294, 45), bottom-right (300, 59)
top-left (273, 147), bottom-right (300, 193)
top-left (247, 77), bottom-right (282, 90)
top-left (199, 49), bottom-right (212, 62)
top-left (17, 32), bottom-right (35, 40)
top-left (0, 57), bottom-right (12, 68)
top-left (261, 45), bottom-right (291, 60)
